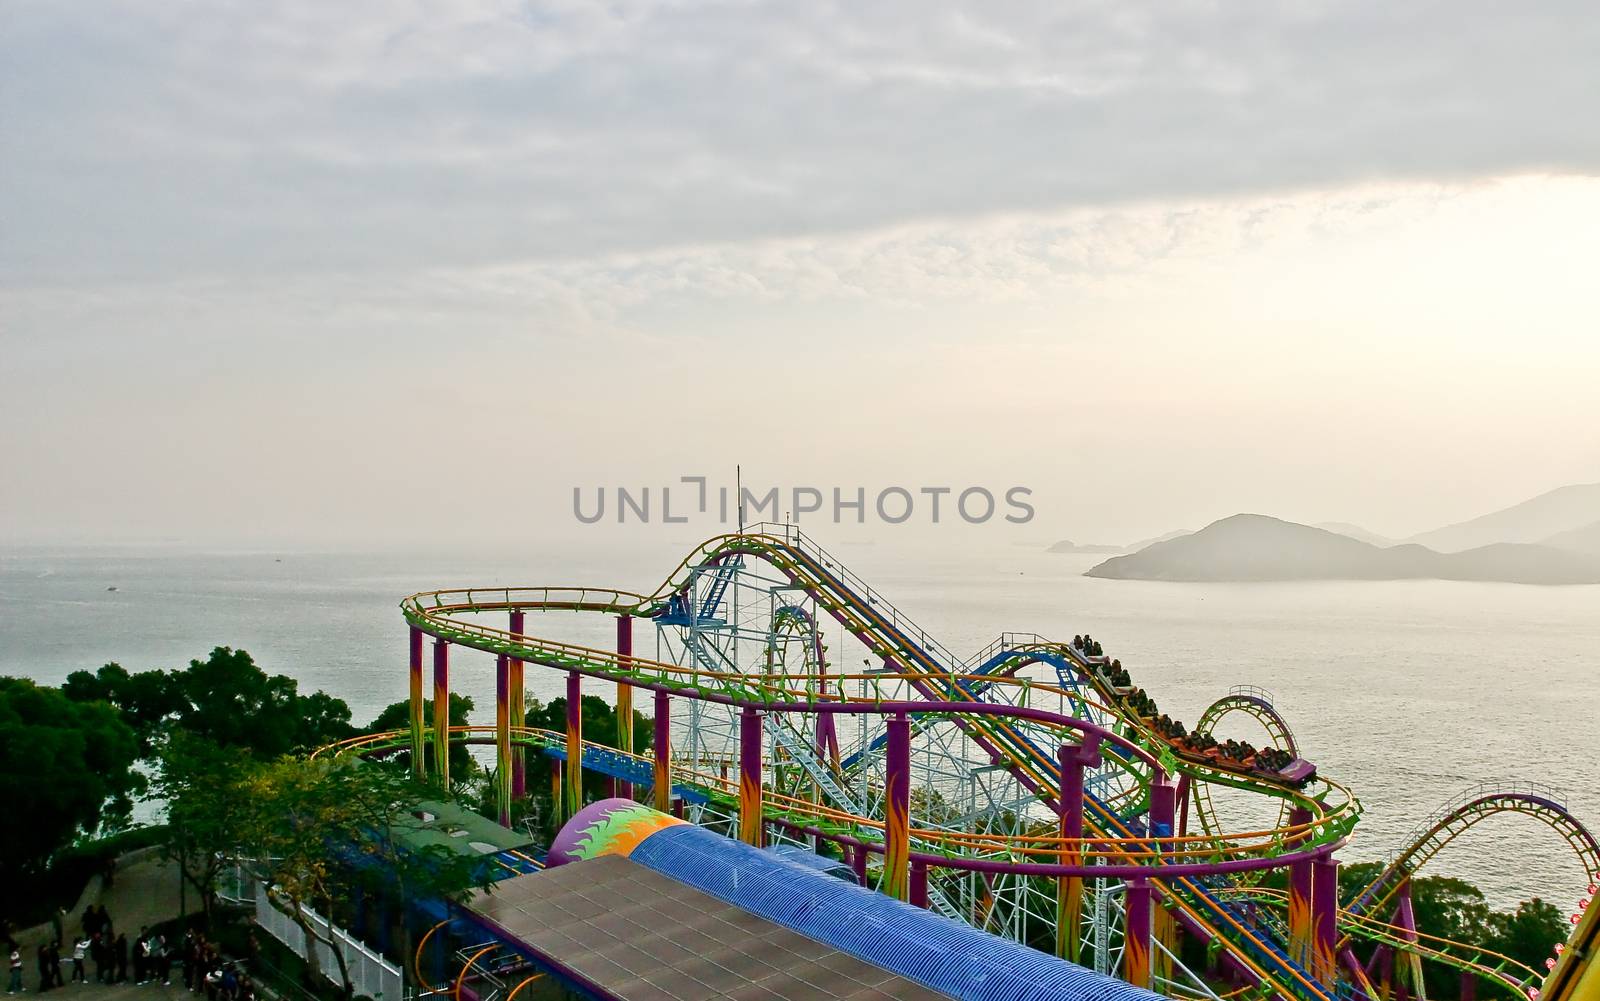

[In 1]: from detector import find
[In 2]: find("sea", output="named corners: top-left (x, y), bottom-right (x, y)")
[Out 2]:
top-left (3, 537), bottom-right (1596, 913)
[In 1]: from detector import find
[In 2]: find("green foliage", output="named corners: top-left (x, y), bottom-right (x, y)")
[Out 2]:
top-left (1484, 897), bottom-right (1568, 972)
top-left (152, 732), bottom-right (261, 926)
top-left (63, 647), bottom-right (356, 758)
top-left (233, 757), bottom-right (491, 991)
top-left (364, 693), bottom-right (477, 780)
top-left (526, 693), bottom-right (651, 803)
top-left (527, 693), bottom-right (651, 752)
top-left (0, 676), bottom-right (142, 917)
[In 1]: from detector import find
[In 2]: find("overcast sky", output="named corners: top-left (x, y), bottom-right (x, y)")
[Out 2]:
top-left (3, 0), bottom-right (1598, 549)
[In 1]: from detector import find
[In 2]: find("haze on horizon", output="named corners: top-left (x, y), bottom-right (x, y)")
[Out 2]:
top-left (3, 1), bottom-right (1598, 552)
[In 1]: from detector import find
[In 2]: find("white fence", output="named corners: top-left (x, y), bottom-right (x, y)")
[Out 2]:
top-left (253, 883), bottom-right (403, 1001)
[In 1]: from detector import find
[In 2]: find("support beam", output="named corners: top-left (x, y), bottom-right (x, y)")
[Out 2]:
top-left (653, 690), bottom-right (672, 812)
top-left (851, 845), bottom-right (868, 887)
top-left (1056, 738), bottom-right (1102, 962)
top-left (1288, 805), bottom-right (1314, 969)
top-left (408, 626), bottom-right (424, 779)
top-left (495, 653), bottom-right (511, 826)
top-left (564, 671), bottom-right (582, 823)
top-left (739, 706), bottom-right (764, 847)
top-left (431, 638), bottom-right (450, 786)
top-left (910, 860), bottom-right (929, 909)
top-left (509, 610), bottom-right (526, 798)
top-left (1313, 857), bottom-right (1340, 984)
top-left (1150, 778), bottom-right (1179, 985)
top-left (1125, 878), bottom-right (1153, 989)
top-left (1394, 882), bottom-right (1425, 1001)
top-left (882, 712), bottom-right (911, 902)
top-left (615, 615), bottom-right (634, 799)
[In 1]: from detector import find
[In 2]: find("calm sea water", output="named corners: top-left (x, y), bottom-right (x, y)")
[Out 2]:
top-left (3, 539), bottom-right (1596, 912)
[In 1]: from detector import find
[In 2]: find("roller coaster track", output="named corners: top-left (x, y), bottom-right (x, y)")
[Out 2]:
top-left (399, 527), bottom-right (1367, 1001)
top-left (679, 530), bottom-right (1354, 1001)
top-left (1191, 688), bottom-right (1300, 862)
top-left (1208, 885), bottom-right (1543, 997)
top-left (1349, 782), bottom-right (1600, 924)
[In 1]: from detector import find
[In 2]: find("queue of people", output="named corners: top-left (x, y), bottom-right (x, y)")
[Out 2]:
top-left (1074, 637), bottom-right (1301, 780)
top-left (6, 914), bottom-right (251, 1001)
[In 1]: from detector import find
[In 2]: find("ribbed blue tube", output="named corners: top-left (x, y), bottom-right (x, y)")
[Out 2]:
top-left (629, 824), bottom-right (1164, 1001)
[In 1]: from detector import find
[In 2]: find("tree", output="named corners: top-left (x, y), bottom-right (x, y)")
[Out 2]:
top-left (235, 757), bottom-right (489, 995)
top-left (363, 694), bottom-right (477, 781)
top-left (63, 648), bottom-right (356, 759)
top-left (0, 677), bottom-right (141, 917)
top-left (1485, 897), bottom-right (1569, 973)
top-left (151, 732), bottom-right (259, 928)
top-left (526, 693), bottom-right (652, 804)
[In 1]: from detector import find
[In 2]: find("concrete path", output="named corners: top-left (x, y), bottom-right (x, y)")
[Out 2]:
top-left (12, 851), bottom-right (184, 952)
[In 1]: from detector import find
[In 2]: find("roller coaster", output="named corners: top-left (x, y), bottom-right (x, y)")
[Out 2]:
top-left (327, 525), bottom-right (1598, 1000)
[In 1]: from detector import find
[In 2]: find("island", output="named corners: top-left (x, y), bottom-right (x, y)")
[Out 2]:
top-left (1085, 513), bottom-right (1600, 584)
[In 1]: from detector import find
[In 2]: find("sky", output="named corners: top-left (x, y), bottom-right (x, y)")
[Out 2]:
top-left (3, 0), bottom-right (1598, 550)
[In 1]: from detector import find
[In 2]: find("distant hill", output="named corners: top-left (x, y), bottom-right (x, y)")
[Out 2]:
top-left (1046, 539), bottom-right (1124, 554)
top-left (1085, 513), bottom-right (1600, 584)
top-left (1124, 529), bottom-right (1193, 553)
top-left (1315, 522), bottom-right (1394, 547)
top-left (1407, 483), bottom-right (1600, 553)
top-left (1542, 520), bottom-right (1600, 557)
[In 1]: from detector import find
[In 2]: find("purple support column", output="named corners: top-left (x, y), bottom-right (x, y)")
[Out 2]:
top-left (408, 627), bottom-right (425, 778)
top-left (495, 653), bottom-right (511, 826)
top-left (615, 615), bottom-right (634, 799)
top-left (1288, 805), bottom-right (1314, 969)
top-left (653, 690), bottom-right (672, 811)
top-left (910, 860), bottom-right (929, 909)
top-left (738, 706), bottom-right (764, 847)
top-left (1150, 778), bottom-right (1179, 984)
top-left (1056, 738), bottom-right (1101, 962)
top-left (509, 610), bottom-right (526, 798)
top-left (1394, 882), bottom-right (1423, 1001)
top-left (851, 845), bottom-right (868, 887)
top-left (431, 639), bottom-right (450, 786)
top-left (563, 671), bottom-right (582, 822)
top-left (1313, 857), bottom-right (1340, 985)
top-left (1125, 878), bottom-right (1153, 989)
top-left (1459, 972), bottom-right (1476, 1001)
top-left (883, 713), bottom-right (911, 901)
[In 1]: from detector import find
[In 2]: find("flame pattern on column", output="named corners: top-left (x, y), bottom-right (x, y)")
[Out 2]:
top-left (1313, 859), bottom-right (1340, 984)
top-left (509, 610), bottom-right (526, 798)
top-left (616, 615), bottom-right (634, 799)
top-left (1125, 880), bottom-right (1152, 989)
top-left (1288, 806), bottom-right (1315, 969)
top-left (408, 627), bottom-right (424, 779)
top-left (653, 691), bottom-right (672, 811)
top-left (739, 707), bottom-right (764, 846)
top-left (432, 638), bottom-right (450, 786)
top-left (495, 653), bottom-right (511, 825)
top-left (883, 713), bottom-right (911, 902)
top-left (564, 671), bottom-right (582, 823)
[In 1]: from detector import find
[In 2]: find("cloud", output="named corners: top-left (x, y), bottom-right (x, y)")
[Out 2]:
top-left (3, 0), bottom-right (1597, 284)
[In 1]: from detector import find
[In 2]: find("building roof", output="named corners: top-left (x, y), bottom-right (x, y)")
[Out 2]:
top-left (467, 854), bottom-right (948, 1000)
top-left (394, 798), bottom-right (535, 858)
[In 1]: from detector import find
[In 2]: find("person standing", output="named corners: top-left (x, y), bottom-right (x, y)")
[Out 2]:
top-left (181, 933), bottom-right (197, 992)
top-left (131, 933), bottom-right (146, 986)
top-left (8, 947), bottom-right (22, 995)
top-left (67, 941), bottom-right (85, 984)
top-left (112, 935), bottom-right (128, 985)
top-left (33, 947), bottom-right (49, 995)
top-left (152, 934), bottom-right (171, 987)
top-left (90, 935), bottom-right (107, 985)
top-left (46, 945), bottom-right (62, 990)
